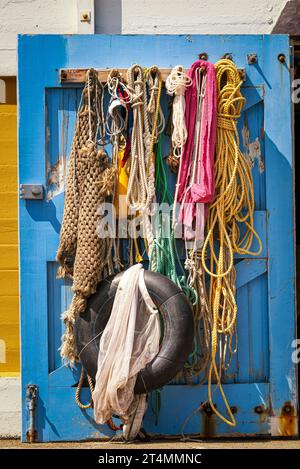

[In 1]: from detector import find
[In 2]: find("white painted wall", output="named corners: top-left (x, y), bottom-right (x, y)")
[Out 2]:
top-left (0, 378), bottom-right (21, 438)
top-left (122, 0), bottom-right (286, 34)
top-left (0, 0), bottom-right (289, 75)
top-left (0, 0), bottom-right (78, 75)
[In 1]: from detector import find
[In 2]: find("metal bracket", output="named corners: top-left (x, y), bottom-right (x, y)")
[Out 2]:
top-left (19, 184), bottom-right (44, 200)
top-left (26, 384), bottom-right (38, 443)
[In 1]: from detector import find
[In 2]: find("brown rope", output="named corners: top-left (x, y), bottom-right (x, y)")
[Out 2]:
top-left (75, 367), bottom-right (94, 409)
top-left (57, 69), bottom-right (117, 363)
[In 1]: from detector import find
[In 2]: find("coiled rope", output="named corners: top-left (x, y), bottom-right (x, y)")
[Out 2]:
top-left (201, 59), bottom-right (262, 426)
top-left (125, 65), bottom-right (156, 262)
top-left (126, 64), bottom-right (151, 212)
top-left (165, 65), bottom-right (192, 159)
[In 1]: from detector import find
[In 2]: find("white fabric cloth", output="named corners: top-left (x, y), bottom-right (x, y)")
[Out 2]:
top-left (92, 264), bottom-right (160, 439)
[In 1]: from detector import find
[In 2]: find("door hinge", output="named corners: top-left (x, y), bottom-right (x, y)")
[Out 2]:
top-left (19, 184), bottom-right (44, 200)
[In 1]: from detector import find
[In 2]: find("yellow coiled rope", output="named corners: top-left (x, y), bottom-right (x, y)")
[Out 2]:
top-left (201, 59), bottom-right (262, 426)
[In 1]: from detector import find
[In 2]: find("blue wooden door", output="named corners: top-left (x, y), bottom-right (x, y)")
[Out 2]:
top-left (18, 34), bottom-right (297, 441)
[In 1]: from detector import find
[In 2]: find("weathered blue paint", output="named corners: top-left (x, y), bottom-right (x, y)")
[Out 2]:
top-left (18, 34), bottom-right (297, 441)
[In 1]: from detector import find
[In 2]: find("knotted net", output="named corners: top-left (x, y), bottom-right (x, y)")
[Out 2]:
top-left (57, 69), bottom-right (117, 363)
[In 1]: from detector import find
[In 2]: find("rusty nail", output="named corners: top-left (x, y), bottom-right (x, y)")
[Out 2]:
top-left (239, 69), bottom-right (246, 81)
top-left (254, 405), bottom-right (264, 414)
top-left (277, 53), bottom-right (286, 64)
top-left (198, 52), bottom-right (208, 61)
top-left (247, 53), bottom-right (258, 65)
top-left (230, 406), bottom-right (238, 414)
top-left (282, 404), bottom-right (292, 414)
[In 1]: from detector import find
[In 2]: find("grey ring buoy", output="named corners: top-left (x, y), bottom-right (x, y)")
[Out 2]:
top-left (75, 270), bottom-right (194, 394)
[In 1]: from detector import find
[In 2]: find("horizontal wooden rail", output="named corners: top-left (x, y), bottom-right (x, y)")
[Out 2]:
top-left (60, 68), bottom-right (171, 83)
top-left (59, 67), bottom-right (246, 84)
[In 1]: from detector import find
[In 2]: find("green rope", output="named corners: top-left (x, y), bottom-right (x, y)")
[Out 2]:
top-left (150, 135), bottom-right (196, 305)
top-left (154, 135), bottom-right (173, 207)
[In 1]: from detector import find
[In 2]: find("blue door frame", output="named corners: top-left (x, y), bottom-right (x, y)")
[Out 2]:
top-left (18, 34), bottom-right (297, 441)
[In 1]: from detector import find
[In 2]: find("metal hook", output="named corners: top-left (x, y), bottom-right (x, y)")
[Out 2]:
top-left (247, 53), bottom-right (258, 65)
top-left (198, 52), bottom-right (208, 61)
top-left (222, 53), bottom-right (233, 61)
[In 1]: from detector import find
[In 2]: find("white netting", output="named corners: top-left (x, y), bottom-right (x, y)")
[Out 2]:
top-left (92, 264), bottom-right (160, 437)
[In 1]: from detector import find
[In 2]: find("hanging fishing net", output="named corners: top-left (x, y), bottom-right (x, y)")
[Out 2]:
top-left (92, 264), bottom-right (160, 439)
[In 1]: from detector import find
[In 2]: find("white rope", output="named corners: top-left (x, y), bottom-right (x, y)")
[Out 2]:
top-left (166, 65), bottom-right (192, 158)
top-left (106, 99), bottom-right (128, 138)
top-left (105, 69), bottom-right (130, 274)
top-left (106, 70), bottom-right (129, 139)
top-left (107, 69), bottom-right (132, 104)
top-left (172, 67), bottom-right (206, 232)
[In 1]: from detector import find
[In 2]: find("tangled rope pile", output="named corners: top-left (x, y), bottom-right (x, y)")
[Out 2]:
top-left (57, 69), bottom-right (117, 363)
top-left (201, 59), bottom-right (262, 426)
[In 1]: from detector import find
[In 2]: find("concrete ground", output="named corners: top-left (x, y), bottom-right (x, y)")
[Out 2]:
top-left (1, 438), bottom-right (300, 449)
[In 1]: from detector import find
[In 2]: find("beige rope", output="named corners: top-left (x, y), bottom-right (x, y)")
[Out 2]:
top-left (185, 247), bottom-right (213, 380)
top-left (126, 65), bottom-right (151, 213)
top-left (57, 69), bottom-right (117, 364)
top-left (75, 367), bottom-right (94, 409)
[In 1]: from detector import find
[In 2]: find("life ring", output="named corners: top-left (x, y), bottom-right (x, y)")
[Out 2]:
top-left (75, 271), bottom-right (194, 394)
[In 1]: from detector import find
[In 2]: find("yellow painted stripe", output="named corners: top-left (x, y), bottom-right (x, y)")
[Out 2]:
top-left (0, 354), bottom-right (20, 374)
top-left (0, 323), bottom-right (20, 347)
top-left (0, 166), bottom-right (18, 193)
top-left (0, 100), bottom-right (19, 374)
top-left (0, 194), bottom-right (17, 218)
top-left (0, 333), bottom-right (20, 372)
top-left (0, 121), bottom-right (17, 140)
top-left (0, 296), bottom-right (19, 323)
top-left (0, 271), bottom-right (19, 296)
top-left (0, 142), bottom-right (17, 165)
top-left (0, 104), bottom-right (16, 113)
top-left (0, 245), bottom-right (18, 269)
top-left (0, 219), bottom-right (18, 244)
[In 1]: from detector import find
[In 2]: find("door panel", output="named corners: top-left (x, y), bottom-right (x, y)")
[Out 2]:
top-left (19, 34), bottom-right (297, 441)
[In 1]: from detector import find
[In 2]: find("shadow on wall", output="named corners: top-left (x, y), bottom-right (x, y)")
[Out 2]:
top-left (95, 0), bottom-right (122, 34)
top-left (272, 0), bottom-right (300, 35)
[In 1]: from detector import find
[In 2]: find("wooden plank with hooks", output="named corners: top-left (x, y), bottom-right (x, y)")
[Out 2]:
top-left (59, 67), bottom-right (246, 84)
top-left (59, 68), bottom-right (172, 83)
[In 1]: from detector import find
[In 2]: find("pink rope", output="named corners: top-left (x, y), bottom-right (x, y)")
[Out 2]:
top-left (175, 60), bottom-right (217, 241)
